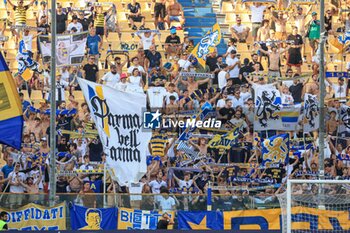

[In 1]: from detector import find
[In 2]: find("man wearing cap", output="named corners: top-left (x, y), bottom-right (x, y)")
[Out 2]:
top-left (226, 50), bottom-right (241, 85)
top-left (101, 65), bottom-right (120, 87)
top-left (306, 12), bottom-right (320, 58)
top-left (67, 14), bottom-right (83, 33)
top-left (165, 27), bottom-right (181, 60)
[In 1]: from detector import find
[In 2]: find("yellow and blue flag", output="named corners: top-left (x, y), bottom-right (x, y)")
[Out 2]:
top-left (178, 211), bottom-right (223, 230)
top-left (190, 23), bottom-right (221, 68)
top-left (0, 52), bottom-right (23, 149)
top-left (261, 134), bottom-right (289, 166)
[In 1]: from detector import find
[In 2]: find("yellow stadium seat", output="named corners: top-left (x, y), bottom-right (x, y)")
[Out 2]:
top-left (30, 90), bottom-right (43, 101)
top-left (73, 91), bottom-right (84, 101)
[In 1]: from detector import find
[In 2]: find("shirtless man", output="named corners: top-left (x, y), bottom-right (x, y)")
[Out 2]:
top-left (30, 117), bottom-right (44, 140)
top-left (302, 74), bottom-right (319, 96)
top-left (179, 76), bottom-right (210, 94)
top-left (291, 5), bottom-right (313, 37)
top-left (166, 0), bottom-right (185, 28)
top-left (39, 137), bottom-right (50, 155)
top-left (20, 170), bottom-right (42, 194)
top-left (258, 43), bottom-right (289, 81)
top-left (271, 12), bottom-right (287, 41)
top-left (257, 19), bottom-right (270, 61)
top-left (326, 111), bottom-right (338, 136)
top-left (78, 103), bottom-right (90, 121)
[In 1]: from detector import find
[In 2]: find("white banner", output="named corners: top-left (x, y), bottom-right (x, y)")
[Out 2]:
top-left (77, 78), bottom-right (152, 185)
top-left (340, 104), bottom-right (350, 130)
top-left (39, 32), bottom-right (88, 67)
top-left (303, 93), bottom-right (319, 132)
top-left (254, 84), bottom-right (282, 131)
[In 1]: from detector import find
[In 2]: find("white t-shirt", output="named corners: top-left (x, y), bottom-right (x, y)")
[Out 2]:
top-left (178, 59), bottom-right (191, 71)
top-left (158, 196), bottom-right (176, 211)
top-left (22, 34), bottom-right (33, 52)
top-left (128, 182), bottom-right (145, 201)
top-left (241, 91), bottom-right (252, 103)
top-left (231, 95), bottom-right (244, 108)
top-left (149, 179), bottom-right (167, 194)
top-left (165, 91), bottom-right (179, 105)
top-left (129, 75), bottom-right (142, 86)
top-left (128, 65), bottom-right (145, 74)
top-left (226, 45), bottom-right (237, 54)
top-left (218, 70), bottom-right (228, 89)
top-left (147, 86), bottom-right (167, 108)
top-left (177, 179), bottom-right (193, 194)
top-left (67, 22), bottom-right (83, 32)
top-left (216, 98), bottom-right (226, 108)
top-left (331, 83), bottom-right (347, 99)
top-left (9, 171), bottom-right (26, 193)
top-left (61, 70), bottom-right (70, 83)
top-left (250, 5), bottom-right (266, 23)
top-left (226, 56), bottom-right (240, 78)
top-left (114, 82), bottom-right (129, 92)
top-left (102, 72), bottom-right (120, 88)
top-left (232, 24), bottom-right (246, 34)
top-left (346, 62), bottom-right (350, 71)
top-left (140, 34), bottom-right (154, 50)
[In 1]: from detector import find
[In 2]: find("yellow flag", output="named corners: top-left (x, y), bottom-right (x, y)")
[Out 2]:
top-left (190, 23), bottom-right (222, 68)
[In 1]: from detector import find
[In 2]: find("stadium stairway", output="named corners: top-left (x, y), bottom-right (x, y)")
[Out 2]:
top-left (179, 0), bottom-right (227, 55)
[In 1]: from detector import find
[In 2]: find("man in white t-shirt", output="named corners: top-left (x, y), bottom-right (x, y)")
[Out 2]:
top-left (127, 57), bottom-right (146, 76)
top-left (67, 15), bottom-right (83, 33)
top-left (158, 188), bottom-right (176, 211)
top-left (137, 29), bottom-right (155, 51)
top-left (177, 52), bottom-right (191, 71)
top-left (326, 77), bottom-right (347, 100)
top-left (8, 163), bottom-right (26, 193)
top-left (128, 181), bottom-right (145, 209)
top-left (149, 170), bottom-right (167, 194)
top-left (226, 50), bottom-right (241, 84)
top-left (101, 65), bottom-right (120, 87)
top-left (218, 64), bottom-right (230, 89)
top-left (165, 83), bottom-right (179, 105)
top-left (250, 3), bottom-right (266, 41)
top-left (231, 17), bottom-right (250, 43)
top-left (173, 172), bottom-right (194, 194)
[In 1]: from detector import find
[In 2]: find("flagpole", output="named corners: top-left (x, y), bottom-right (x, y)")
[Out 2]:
top-left (318, 0), bottom-right (325, 180)
top-left (49, 0), bottom-right (57, 207)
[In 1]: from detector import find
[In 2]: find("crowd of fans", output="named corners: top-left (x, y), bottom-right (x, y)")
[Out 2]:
top-left (0, 0), bottom-right (350, 211)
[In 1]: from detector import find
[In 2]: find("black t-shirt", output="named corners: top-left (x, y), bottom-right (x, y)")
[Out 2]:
top-left (157, 219), bottom-right (169, 229)
top-left (89, 142), bottom-right (103, 162)
top-left (239, 65), bottom-right (254, 84)
top-left (56, 13), bottom-right (68, 33)
top-left (128, 2), bottom-right (141, 13)
top-left (249, 61), bottom-right (264, 71)
top-left (206, 56), bottom-right (218, 72)
top-left (289, 83), bottom-right (303, 103)
top-left (79, 17), bottom-right (92, 31)
top-left (219, 107), bottom-right (235, 122)
top-left (146, 51), bottom-right (162, 68)
top-left (83, 63), bottom-right (99, 82)
top-left (56, 180), bottom-right (69, 193)
top-left (165, 35), bottom-right (181, 44)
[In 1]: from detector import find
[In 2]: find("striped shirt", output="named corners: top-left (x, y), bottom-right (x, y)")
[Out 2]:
top-left (149, 133), bottom-right (168, 157)
top-left (14, 5), bottom-right (28, 25)
top-left (94, 12), bottom-right (106, 28)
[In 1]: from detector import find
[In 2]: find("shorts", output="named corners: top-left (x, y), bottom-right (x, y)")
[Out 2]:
top-left (154, 3), bottom-right (166, 19)
top-left (267, 70), bottom-right (281, 83)
top-left (251, 22), bottom-right (261, 37)
top-left (169, 15), bottom-right (180, 22)
top-left (129, 15), bottom-right (144, 22)
top-left (309, 39), bottom-right (318, 48)
top-left (146, 155), bottom-right (163, 166)
top-left (96, 26), bottom-right (104, 36)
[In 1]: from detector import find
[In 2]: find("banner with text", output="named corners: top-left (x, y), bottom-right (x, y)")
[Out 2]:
top-left (118, 208), bottom-right (174, 230)
top-left (78, 78), bottom-right (152, 185)
top-left (0, 202), bottom-right (66, 230)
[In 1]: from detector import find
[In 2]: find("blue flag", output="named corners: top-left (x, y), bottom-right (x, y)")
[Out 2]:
top-left (178, 211), bottom-right (223, 230)
top-left (70, 204), bottom-right (117, 230)
top-left (0, 52), bottom-right (23, 149)
top-left (261, 134), bottom-right (289, 166)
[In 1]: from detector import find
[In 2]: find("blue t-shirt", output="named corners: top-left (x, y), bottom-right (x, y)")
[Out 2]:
top-left (87, 35), bottom-right (101, 55)
top-left (1, 165), bottom-right (14, 178)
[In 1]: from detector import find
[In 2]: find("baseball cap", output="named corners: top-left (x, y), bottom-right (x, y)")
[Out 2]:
top-left (230, 49), bottom-right (237, 54)
top-left (312, 12), bottom-right (317, 16)
top-left (120, 73), bottom-right (127, 79)
top-left (163, 62), bottom-right (172, 70)
top-left (72, 15), bottom-right (78, 20)
top-left (56, 70), bottom-right (61, 76)
top-left (170, 27), bottom-right (176, 34)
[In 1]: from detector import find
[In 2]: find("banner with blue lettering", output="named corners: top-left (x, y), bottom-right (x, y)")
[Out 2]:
top-left (70, 203), bottom-right (117, 230)
top-left (117, 207), bottom-right (174, 229)
top-left (0, 202), bottom-right (66, 230)
top-left (178, 211), bottom-right (223, 230)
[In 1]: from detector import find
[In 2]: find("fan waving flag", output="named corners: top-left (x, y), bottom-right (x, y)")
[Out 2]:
top-left (190, 23), bottom-right (222, 68)
top-left (0, 52), bottom-right (23, 149)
